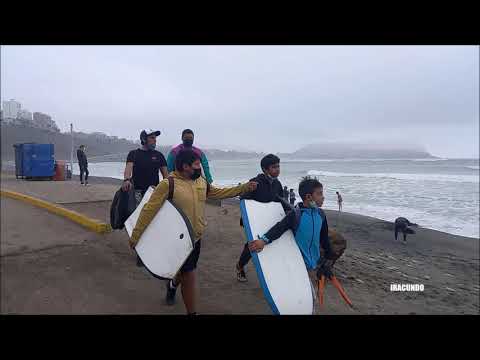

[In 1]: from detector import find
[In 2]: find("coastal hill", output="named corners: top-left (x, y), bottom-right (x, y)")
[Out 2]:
top-left (279, 143), bottom-right (436, 159)
top-left (1, 123), bottom-right (435, 162)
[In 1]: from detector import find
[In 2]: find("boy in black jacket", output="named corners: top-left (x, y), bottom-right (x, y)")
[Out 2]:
top-left (236, 154), bottom-right (290, 282)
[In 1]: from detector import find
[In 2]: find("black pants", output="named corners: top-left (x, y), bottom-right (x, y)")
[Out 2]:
top-left (79, 166), bottom-right (89, 183)
top-left (180, 240), bottom-right (202, 273)
top-left (238, 243), bottom-right (252, 268)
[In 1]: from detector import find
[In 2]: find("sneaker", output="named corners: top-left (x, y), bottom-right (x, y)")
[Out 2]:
top-left (165, 279), bottom-right (177, 306)
top-left (84, 182), bottom-right (89, 186)
top-left (236, 264), bottom-right (248, 282)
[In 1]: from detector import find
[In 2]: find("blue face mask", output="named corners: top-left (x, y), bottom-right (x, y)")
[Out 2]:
top-left (147, 143), bottom-right (156, 150)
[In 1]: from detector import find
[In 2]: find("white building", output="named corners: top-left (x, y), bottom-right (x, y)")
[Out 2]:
top-left (2, 99), bottom-right (21, 122)
top-left (17, 109), bottom-right (33, 121)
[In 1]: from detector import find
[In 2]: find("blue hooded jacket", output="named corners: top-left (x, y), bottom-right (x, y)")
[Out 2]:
top-left (260, 203), bottom-right (331, 270)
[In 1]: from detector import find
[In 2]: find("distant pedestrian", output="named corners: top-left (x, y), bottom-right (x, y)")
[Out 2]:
top-left (283, 186), bottom-right (289, 200)
top-left (336, 191), bottom-right (343, 212)
top-left (289, 188), bottom-right (296, 206)
top-left (77, 145), bottom-right (89, 186)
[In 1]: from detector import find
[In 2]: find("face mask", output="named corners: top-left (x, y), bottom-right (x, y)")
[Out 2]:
top-left (190, 168), bottom-right (202, 180)
top-left (309, 201), bottom-right (318, 209)
top-left (183, 139), bottom-right (193, 147)
top-left (147, 143), bottom-right (156, 150)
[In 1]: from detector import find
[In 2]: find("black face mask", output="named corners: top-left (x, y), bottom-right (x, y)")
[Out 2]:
top-left (190, 168), bottom-right (202, 180)
top-left (183, 139), bottom-right (193, 147)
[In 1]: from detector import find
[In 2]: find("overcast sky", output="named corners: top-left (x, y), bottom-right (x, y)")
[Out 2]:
top-left (1, 45), bottom-right (478, 158)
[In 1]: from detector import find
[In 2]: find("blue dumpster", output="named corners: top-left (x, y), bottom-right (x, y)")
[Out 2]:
top-left (14, 143), bottom-right (55, 179)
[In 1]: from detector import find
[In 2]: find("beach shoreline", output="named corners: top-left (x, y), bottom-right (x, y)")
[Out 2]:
top-left (3, 165), bottom-right (477, 239)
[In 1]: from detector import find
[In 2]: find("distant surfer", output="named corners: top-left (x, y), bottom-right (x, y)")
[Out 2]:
top-left (394, 217), bottom-right (418, 243)
top-left (235, 154), bottom-right (289, 282)
top-left (122, 130), bottom-right (168, 266)
top-left (129, 149), bottom-right (258, 315)
top-left (289, 189), bottom-right (296, 206)
top-left (336, 191), bottom-right (343, 212)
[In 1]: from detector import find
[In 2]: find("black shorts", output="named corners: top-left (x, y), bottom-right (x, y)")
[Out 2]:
top-left (180, 240), bottom-right (201, 273)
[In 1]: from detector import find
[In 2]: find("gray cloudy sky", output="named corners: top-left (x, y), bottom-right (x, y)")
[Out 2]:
top-left (1, 45), bottom-right (478, 158)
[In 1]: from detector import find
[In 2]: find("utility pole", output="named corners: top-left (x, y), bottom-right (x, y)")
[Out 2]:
top-left (70, 123), bottom-right (74, 180)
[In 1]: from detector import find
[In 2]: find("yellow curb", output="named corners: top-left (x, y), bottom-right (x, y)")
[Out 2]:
top-left (1, 189), bottom-right (112, 234)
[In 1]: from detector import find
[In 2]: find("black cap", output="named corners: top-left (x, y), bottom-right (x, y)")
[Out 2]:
top-left (140, 129), bottom-right (161, 145)
top-left (143, 129), bottom-right (161, 137)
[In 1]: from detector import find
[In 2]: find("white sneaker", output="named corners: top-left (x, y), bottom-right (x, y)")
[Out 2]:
top-left (236, 264), bottom-right (248, 282)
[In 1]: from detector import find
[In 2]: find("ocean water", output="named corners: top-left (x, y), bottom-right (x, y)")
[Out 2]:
top-left (71, 158), bottom-right (479, 239)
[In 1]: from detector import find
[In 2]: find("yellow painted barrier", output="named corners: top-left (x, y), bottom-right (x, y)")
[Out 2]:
top-left (0, 189), bottom-right (112, 234)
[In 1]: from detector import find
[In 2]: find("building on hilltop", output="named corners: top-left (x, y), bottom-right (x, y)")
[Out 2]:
top-left (2, 99), bottom-right (21, 123)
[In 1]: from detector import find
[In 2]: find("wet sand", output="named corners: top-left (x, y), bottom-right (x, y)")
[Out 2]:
top-left (1, 171), bottom-right (479, 314)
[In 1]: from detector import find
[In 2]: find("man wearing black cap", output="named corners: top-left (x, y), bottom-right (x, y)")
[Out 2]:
top-left (123, 129), bottom-right (168, 200)
top-left (122, 130), bottom-right (168, 265)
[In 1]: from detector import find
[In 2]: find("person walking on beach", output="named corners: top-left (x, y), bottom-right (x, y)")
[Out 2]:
top-left (394, 217), bottom-right (418, 243)
top-left (129, 149), bottom-right (258, 315)
top-left (167, 129), bottom-right (213, 184)
top-left (122, 130), bottom-right (169, 266)
top-left (289, 188), bottom-right (296, 206)
top-left (122, 130), bottom-right (169, 204)
top-left (283, 186), bottom-right (289, 200)
top-left (248, 176), bottom-right (336, 310)
top-left (336, 191), bottom-right (343, 212)
top-left (76, 145), bottom-right (89, 186)
top-left (235, 154), bottom-right (289, 282)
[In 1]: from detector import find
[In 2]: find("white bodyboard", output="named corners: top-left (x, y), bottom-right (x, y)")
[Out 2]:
top-left (125, 186), bottom-right (194, 279)
top-left (240, 199), bottom-right (314, 314)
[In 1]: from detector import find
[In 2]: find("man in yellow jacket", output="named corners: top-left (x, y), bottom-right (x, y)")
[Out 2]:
top-left (130, 149), bottom-right (258, 315)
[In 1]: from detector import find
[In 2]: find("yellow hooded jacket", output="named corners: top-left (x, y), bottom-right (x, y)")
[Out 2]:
top-left (129, 171), bottom-right (251, 248)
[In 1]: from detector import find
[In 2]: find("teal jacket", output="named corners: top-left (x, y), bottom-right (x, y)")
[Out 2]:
top-left (166, 144), bottom-right (213, 184)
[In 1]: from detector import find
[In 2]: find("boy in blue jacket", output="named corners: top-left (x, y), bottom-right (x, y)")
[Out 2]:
top-left (248, 176), bottom-right (335, 283)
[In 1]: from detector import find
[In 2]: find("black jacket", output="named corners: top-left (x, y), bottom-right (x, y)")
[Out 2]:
top-left (239, 173), bottom-right (289, 226)
top-left (77, 149), bottom-right (88, 167)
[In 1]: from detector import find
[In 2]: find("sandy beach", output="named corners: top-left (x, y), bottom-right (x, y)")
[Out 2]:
top-left (1, 170), bottom-right (479, 314)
